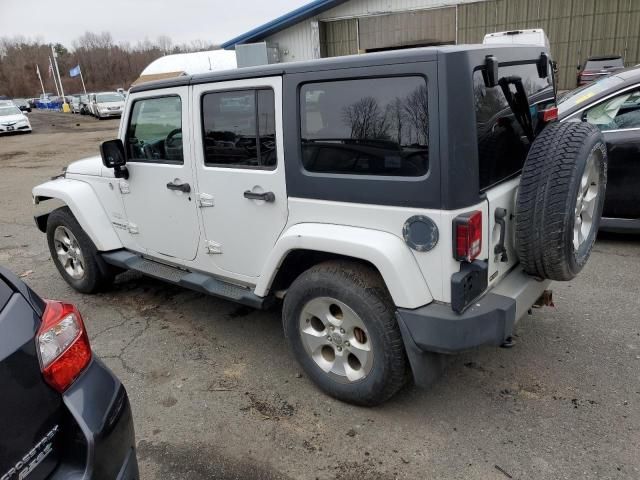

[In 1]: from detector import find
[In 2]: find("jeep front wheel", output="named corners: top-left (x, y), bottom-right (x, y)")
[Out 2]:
top-left (47, 207), bottom-right (114, 293)
top-left (283, 261), bottom-right (408, 406)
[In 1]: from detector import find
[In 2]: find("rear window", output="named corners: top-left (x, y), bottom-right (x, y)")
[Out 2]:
top-left (474, 63), bottom-right (553, 191)
top-left (300, 76), bottom-right (429, 177)
top-left (585, 57), bottom-right (624, 70)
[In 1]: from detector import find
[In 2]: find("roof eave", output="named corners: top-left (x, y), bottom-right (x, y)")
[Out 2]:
top-left (221, 0), bottom-right (347, 49)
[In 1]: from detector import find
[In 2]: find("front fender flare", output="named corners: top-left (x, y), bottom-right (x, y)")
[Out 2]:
top-left (33, 179), bottom-right (122, 252)
top-left (256, 223), bottom-right (433, 309)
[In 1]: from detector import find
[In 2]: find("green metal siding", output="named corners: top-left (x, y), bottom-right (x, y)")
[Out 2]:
top-left (320, 18), bottom-right (359, 57)
top-left (458, 0), bottom-right (640, 89)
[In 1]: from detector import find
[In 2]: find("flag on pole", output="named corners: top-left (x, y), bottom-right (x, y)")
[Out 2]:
top-left (69, 65), bottom-right (81, 77)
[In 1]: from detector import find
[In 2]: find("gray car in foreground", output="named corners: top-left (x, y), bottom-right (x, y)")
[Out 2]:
top-left (0, 266), bottom-right (138, 479)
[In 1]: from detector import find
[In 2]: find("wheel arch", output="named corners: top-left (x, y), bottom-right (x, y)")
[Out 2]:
top-left (33, 179), bottom-right (122, 252)
top-left (255, 223), bottom-right (433, 309)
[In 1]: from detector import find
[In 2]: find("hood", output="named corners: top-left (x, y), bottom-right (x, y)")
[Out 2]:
top-left (66, 156), bottom-right (104, 176)
top-left (0, 113), bottom-right (28, 125)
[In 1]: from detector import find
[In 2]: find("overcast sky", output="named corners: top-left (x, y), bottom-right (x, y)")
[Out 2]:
top-left (0, 0), bottom-right (308, 47)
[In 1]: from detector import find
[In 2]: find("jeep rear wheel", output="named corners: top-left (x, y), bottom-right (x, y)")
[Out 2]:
top-left (515, 122), bottom-right (607, 281)
top-left (283, 261), bottom-right (408, 406)
top-left (47, 207), bottom-right (115, 293)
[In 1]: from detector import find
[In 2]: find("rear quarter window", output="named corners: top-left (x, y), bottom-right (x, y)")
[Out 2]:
top-left (300, 76), bottom-right (429, 177)
top-left (474, 63), bottom-right (553, 191)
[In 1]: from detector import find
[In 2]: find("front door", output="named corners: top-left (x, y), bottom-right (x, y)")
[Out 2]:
top-left (119, 87), bottom-right (200, 260)
top-left (192, 77), bottom-right (287, 278)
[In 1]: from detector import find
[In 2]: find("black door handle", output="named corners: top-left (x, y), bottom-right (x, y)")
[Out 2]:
top-left (166, 181), bottom-right (191, 193)
top-left (244, 190), bottom-right (275, 202)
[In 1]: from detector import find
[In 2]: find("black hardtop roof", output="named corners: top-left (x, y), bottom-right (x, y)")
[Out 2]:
top-left (130, 44), bottom-right (548, 93)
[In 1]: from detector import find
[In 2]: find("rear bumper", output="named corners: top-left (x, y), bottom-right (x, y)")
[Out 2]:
top-left (52, 358), bottom-right (139, 480)
top-left (397, 268), bottom-right (550, 384)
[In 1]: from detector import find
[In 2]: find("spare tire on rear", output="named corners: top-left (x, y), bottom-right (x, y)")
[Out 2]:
top-left (515, 122), bottom-right (607, 281)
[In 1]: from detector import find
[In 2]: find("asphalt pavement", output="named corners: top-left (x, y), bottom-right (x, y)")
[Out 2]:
top-left (1, 110), bottom-right (638, 479)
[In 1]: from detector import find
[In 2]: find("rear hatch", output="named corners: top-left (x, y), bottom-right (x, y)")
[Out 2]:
top-left (473, 59), bottom-right (556, 287)
top-left (0, 275), bottom-right (62, 480)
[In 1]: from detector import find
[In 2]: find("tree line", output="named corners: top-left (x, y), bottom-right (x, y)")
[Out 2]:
top-left (341, 85), bottom-right (429, 146)
top-left (0, 32), bottom-right (218, 98)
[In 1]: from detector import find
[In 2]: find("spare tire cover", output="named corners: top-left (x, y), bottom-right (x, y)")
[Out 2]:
top-left (515, 121), bottom-right (607, 281)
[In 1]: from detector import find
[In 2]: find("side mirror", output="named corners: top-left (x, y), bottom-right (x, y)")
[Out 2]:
top-left (577, 65), bottom-right (581, 71)
top-left (483, 55), bottom-right (499, 88)
top-left (100, 139), bottom-right (128, 179)
top-left (537, 52), bottom-right (550, 78)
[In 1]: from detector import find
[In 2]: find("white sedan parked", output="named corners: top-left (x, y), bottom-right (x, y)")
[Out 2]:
top-left (0, 104), bottom-right (32, 134)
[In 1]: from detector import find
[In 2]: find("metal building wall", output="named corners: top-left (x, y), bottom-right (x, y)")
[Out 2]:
top-left (267, 0), bottom-right (479, 62)
top-left (358, 8), bottom-right (457, 50)
top-left (458, 0), bottom-right (640, 89)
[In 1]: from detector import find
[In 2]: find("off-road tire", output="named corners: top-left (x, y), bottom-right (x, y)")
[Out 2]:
top-left (515, 122), bottom-right (607, 280)
top-left (283, 260), bottom-right (409, 406)
top-left (46, 206), bottom-right (115, 293)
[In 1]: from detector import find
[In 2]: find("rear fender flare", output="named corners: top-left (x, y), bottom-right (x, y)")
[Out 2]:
top-left (256, 223), bottom-right (433, 309)
top-left (33, 179), bottom-right (122, 252)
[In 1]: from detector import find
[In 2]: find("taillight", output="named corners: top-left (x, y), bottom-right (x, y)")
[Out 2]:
top-left (37, 301), bottom-right (92, 393)
top-left (453, 211), bottom-right (482, 262)
top-left (540, 106), bottom-right (558, 122)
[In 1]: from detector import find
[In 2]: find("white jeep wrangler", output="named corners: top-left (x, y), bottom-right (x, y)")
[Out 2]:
top-left (33, 45), bottom-right (607, 405)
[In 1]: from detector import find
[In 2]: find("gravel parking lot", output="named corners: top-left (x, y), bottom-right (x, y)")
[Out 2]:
top-left (1, 110), bottom-right (639, 479)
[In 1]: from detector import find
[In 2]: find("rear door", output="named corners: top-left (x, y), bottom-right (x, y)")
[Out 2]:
top-left (473, 62), bottom-right (555, 286)
top-left (191, 77), bottom-right (287, 278)
top-left (0, 275), bottom-right (62, 480)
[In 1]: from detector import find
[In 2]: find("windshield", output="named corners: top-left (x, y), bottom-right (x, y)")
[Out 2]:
top-left (97, 93), bottom-right (123, 103)
top-left (558, 75), bottom-right (625, 110)
top-left (0, 106), bottom-right (21, 116)
top-left (13, 98), bottom-right (27, 105)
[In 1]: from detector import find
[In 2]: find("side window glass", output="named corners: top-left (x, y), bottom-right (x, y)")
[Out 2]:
top-left (585, 88), bottom-right (640, 131)
top-left (201, 89), bottom-right (277, 168)
top-left (126, 96), bottom-right (183, 164)
top-left (300, 76), bottom-right (429, 177)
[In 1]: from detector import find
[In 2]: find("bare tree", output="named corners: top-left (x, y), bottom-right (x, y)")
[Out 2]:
top-left (341, 96), bottom-right (389, 140)
top-left (0, 33), bottom-right (219, 97)
top-left (403, 85), bottom-right (429, 144)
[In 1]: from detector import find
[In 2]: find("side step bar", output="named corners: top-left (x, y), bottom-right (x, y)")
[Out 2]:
top-left (102, 250), bottom-right (269, 309)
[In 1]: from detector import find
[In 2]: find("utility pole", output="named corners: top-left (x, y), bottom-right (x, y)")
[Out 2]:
top-left (51, 44), bottom-right (67, 108)
top-left (49, 56), bottom-right (60, 96)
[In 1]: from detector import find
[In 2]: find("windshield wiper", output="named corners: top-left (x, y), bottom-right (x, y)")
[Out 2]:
top-left (498, 76), bottom-right (534, 142)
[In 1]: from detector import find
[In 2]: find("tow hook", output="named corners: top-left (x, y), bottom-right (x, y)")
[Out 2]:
top-left (533, 290), bottom-right (554, 308)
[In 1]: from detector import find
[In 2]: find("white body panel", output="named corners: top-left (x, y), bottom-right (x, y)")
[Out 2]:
top-left (256, 222), bottom-right (432, 309)
top-left (484, 177), bottom-right (520, 287)
top-left (33, 178), bottom-right (123, 251)
top-left (279, 197), bottom-right (490, 304)
top-left (191, 77), bottom-right (288, 278)
top-left (483, 29), bottom-right (550, 50)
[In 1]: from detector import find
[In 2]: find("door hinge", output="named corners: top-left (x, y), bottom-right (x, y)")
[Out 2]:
top-left (119, 181), bottom-right (130, 194)
top-left (205, 240), bottom-right (222, 254)
top-left (198, 192), bottom-right (214, 208)
top-left (127, 222), bottom-right (139, 234)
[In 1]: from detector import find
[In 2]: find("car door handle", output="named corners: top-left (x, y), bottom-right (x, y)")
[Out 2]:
top-left (243, 190), bottom-right (275, 202)
top-left (166, 181), bottom-right (191, 193)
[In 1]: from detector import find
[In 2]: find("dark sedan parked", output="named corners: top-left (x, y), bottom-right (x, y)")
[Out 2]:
top-left (0, 267), bottom-right (138, 480)
top-left (559, 67), bottom-right (640, 232)
top-left (576, 55), bottom-right (625, 87)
